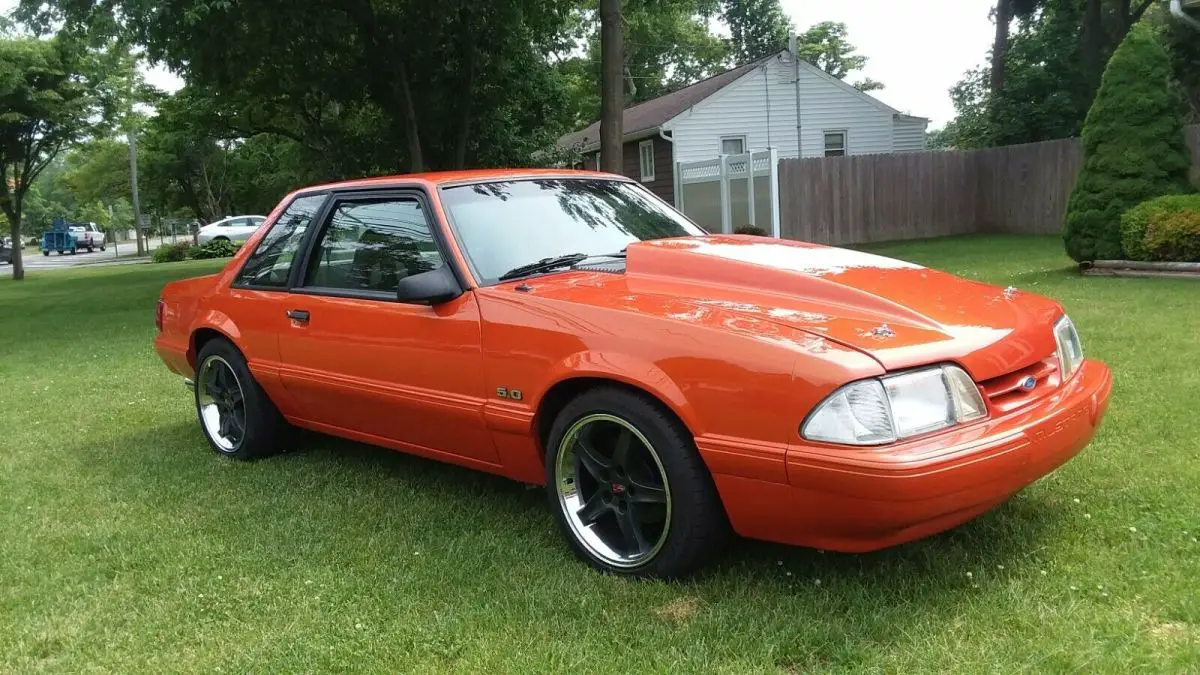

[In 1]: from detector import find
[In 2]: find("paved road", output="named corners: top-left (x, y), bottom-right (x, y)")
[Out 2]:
top-left (6, 240), bottom-right (175, 271)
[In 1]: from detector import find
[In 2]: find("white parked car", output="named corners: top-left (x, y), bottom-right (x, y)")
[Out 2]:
top-left (68, 223), bottom-right (106, 252)
top-left (197, 216), bottom-right (268, 245)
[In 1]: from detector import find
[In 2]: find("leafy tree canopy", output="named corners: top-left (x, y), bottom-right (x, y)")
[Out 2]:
top-left (0, 35), bottom-right (112, 278)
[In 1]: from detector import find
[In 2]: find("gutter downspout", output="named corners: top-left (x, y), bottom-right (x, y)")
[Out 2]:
top-left (660, 128), bottom-right (680, 208)
top-left (1171, 0), bottom-right (1200, 31)
top-left (790, 34), bottom-right (802, 158)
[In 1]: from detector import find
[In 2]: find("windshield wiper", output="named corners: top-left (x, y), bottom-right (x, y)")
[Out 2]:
top-left (497, 251), bottom-right (626, 282)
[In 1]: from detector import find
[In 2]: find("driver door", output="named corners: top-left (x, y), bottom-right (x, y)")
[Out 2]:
top-left (275, 190), bottom-right (498, 465)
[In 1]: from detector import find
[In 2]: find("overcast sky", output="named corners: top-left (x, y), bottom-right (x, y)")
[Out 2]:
top-left (3, 0), bottom-right (996, 128)
top-left (782, 0), bottom-right (996, 126)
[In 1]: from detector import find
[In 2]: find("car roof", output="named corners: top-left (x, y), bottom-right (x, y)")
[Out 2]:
top-left (298, 169), bottom-right (623, 193)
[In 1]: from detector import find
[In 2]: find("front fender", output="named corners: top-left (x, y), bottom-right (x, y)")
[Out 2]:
top-left (537, 350), bottom-right (701, 434)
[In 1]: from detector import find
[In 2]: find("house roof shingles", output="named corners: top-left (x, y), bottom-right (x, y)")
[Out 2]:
top-left (557, 55), bottom-right (775, 152)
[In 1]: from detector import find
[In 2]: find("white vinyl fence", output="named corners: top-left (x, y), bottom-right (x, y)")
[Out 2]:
top-left (676, 149), bottom-right (780, 237)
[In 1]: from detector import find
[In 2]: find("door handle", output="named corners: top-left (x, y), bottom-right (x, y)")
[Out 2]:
top-left (287, 309), bottom-right (310, 323)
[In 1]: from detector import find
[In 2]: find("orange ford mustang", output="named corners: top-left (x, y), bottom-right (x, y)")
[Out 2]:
top-left (154, 170), bottom-right (1112, 578)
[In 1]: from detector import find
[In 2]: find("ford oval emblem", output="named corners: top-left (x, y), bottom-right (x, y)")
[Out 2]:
top-left (1020, 376), bottom-right (1037, 392)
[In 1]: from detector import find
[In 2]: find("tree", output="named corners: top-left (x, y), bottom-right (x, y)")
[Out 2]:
top-left (1062, 23), bottom-right (1191, 262)
top-left (24, 0), bottom-right (577, 174)
top-left (795, 22), bottom-right (884, 92)
top-left (0, 36), bottom-right (106, 280)
top-left (1160, 14), bottom-right (1200, 122)
top-left (989, 0), bottom-right (1044, 96)
top-left (599, 0), bottom-right (623, 172)
top-left (722, 0), bottom-right (790, 62)
top-left (949, 0), bottom-right (1165, 150)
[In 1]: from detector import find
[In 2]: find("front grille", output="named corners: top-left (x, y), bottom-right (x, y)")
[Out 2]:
top-left (977, 355), bottom-right (1060, 414)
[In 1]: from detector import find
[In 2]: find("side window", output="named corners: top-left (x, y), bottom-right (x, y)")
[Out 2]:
top-left (235, 195), bottom-right (326, 288)
top-left (304, 197), bottom-right (444, 294)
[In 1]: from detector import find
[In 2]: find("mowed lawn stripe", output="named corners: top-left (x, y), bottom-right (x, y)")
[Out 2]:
top-left (1, 236), bottom-right (1197, 672)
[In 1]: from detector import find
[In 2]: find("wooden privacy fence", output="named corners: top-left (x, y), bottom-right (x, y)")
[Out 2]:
top-left (778, 124), bottom-right (1200, 245)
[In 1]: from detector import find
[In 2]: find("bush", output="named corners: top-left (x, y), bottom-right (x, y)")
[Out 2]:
top-left (192, 239), bottom-right (240, 259)
top-left (734, 225), bottom-right (768, 236)
top-left (1121, 195), bottom-right (1200, 261)
top-left (152, 242), bottom-right (190, 263)
top-left (1144, 207), bottom-right (1200, 262)
top-left (28, 237), bottom-right (39, 247)
top-left (1062, 24), bottom-right (1192, 262)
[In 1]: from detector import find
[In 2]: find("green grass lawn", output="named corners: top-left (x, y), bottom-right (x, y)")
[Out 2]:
top-left (1, 236), bottom-right (1198, 672)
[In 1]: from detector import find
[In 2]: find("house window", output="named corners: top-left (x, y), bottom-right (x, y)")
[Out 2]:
top-left (720, 135), bottom-right (746, 155)
top-left (639, 140), bottom-right (655, 182)
top-left (824, 131), bottom-right (847, 157)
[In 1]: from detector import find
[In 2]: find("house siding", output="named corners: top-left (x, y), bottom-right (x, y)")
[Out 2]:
top-left (585, 135), bottom-right (675, 205)
top-left (664, 57), bottom-right (898, 163)
top-left (892, 117), bottom-right (928, 153)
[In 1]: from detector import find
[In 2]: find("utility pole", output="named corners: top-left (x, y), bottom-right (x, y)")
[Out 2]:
top-left (128, 128), bottom-right (144, 256)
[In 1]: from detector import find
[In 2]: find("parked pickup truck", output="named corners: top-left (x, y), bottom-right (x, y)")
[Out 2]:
top-left (68, 223), bottom-right (107, 252)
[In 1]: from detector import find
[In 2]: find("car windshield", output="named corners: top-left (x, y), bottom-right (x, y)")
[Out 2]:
top-left (69, 226), bottom-right (84, 233)
top-left (439, 178), bottom-right (705, 283)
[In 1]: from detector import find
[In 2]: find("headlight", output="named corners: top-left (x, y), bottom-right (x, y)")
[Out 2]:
top-left (801, 365), bottom-right (987, 446)
top-left (1054, 315), bottom-right (1084, 381)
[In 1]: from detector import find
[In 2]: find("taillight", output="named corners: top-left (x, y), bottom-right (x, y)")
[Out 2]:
top-left (155, 299), bottom-right (165, 332)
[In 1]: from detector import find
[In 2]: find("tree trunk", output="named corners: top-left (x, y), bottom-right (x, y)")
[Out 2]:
top-left (453, 5), bottom-right (477, 170)
top-left (1081, 0), bottom-right (1104, 98)
top-left (5, 208), bottom-right (23, 281)
top-left (990, 0), bottom-right (1013, 96)
top-left (398, 66), bottom-right (425, 173)
top-left (599, 0), bottom-right (624, 173)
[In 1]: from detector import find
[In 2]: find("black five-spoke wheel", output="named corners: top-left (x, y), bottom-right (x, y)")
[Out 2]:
top-left (193, 338), bottom-right (290, 460)
top-left (197, 355), bottom-right (247, 452)
top-left (556, 414), bottom-right (672, 567)
top-left (546, 387), bottom-right (729, 578)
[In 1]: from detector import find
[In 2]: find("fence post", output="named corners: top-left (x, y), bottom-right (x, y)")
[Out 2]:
top-left (675, 161), bottom-right (685, 212)
top-left (746, 152), bottom-right (756, 229)
top-left (719, 154), bottom-right (731, 234)
top-left (769, 148), bottom-right (781, 238)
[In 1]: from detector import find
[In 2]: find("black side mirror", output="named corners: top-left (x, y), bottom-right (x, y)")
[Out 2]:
top-left (396, 264), bottom-right (464, 305)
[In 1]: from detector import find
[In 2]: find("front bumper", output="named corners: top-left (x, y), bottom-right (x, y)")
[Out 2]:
top-left (716, 358), bottom-right (1112, 552)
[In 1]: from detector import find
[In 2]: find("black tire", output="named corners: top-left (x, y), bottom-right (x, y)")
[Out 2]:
top-left (87, 246), bottom-right (94, 253)
top-left (100, 245), bottom-right (106, 251)
top-left (42, 251), bottom-right (49, 257)
top-left (194, 338), bottom-right (290, 460)
top-left (545, 386), bottom-right (729, 579)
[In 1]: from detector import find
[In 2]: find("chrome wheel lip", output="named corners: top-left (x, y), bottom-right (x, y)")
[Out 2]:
top-left (196, 355), bottom-right (245, 453)
top-left (554, 413), bottom-right (672, 569)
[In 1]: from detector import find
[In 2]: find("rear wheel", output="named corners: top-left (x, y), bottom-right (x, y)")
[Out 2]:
top-left (545, 387), bottom-right (729, 578)
top-left (42, 251), bottom-right (49, 257)
top-left (194, 338), bottom-right (290, 460)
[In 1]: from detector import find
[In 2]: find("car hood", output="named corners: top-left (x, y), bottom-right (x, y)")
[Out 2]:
top-left (522, 236), bottom-right (1063, 381)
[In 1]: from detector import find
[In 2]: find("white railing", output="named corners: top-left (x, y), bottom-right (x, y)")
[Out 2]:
top-left (675, 149), bottom-right (780, 237)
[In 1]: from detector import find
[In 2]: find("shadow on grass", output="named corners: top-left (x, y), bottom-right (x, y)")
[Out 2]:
top-left (85, 418), bottom-right (1071, 582)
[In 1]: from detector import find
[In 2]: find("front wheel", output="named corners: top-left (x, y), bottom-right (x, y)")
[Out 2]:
top-left (42, 251), bottom-right (49, 257)
top-left (194, 338), bottom-right (291, 460)
top-left (545, 387), bottom-right (729, 579)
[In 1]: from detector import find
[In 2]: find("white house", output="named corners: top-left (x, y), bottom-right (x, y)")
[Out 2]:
top-left (558, 45), bottom-right (929, 215)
